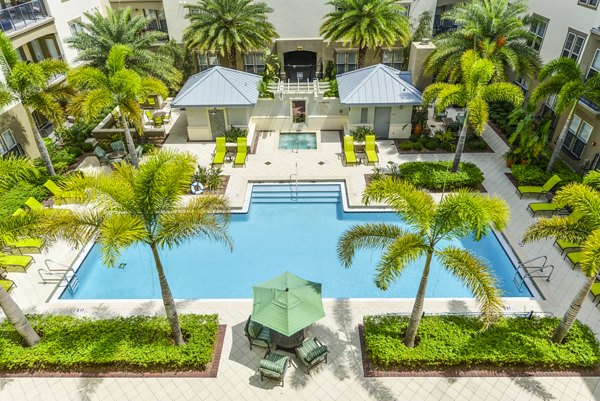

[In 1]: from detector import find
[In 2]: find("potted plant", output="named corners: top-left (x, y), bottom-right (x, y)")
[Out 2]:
top-left (504, 150), bottom-right (518, 168)
top-left (411, 107), bottom-right (428, 137)
top-left (350, 126), bottom-right (374, 144)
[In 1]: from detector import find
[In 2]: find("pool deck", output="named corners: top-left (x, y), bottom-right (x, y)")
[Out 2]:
top-left (2, 110), bottom-right (600, 400)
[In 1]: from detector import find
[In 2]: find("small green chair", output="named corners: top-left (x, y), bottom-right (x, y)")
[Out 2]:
top-left (144, 110), bottom-right (153, 122)
top-left (24, 197), bottom-right (44, 211)
top-left (147, 97), bottom-right (156, 107)
top-left (111, 140), bottom-right (126, 153)
top-left (162, 110), bottom-right (172, 124)
top-left (212, 137), bottom-right (226, 166)
top-left (0, 278), bottom-right (15, 293)
top-left (565, 251), bottom-right (583, 269)
top-left (244, 316), bottom-right (272, 350)
top-left (554, 239), bottom-right (582, 255)
top-left (5, 238), bottom-right (45, 254)
top-left (0, 255), bottom-right (33, 272)
top-left (517, 175), bottom-right (561, 199)
top-left (343, 136), bottom-right (357, 166)
top-left (258, 351), bottom-right (289, 387)
top-left (365, 134), bottom-right (378, 164)
top-left (44, 180), bottom-right (84, 205)
top-left (12, 208), bottom-right (26, 217)
top-left (234, 137), bottom-right (247, 167)
top-left (591, 282), bottom-right (600, 304)
top-left (528, 202), bottom-right (564, 216)
top-left (153, 115), bottom-right (163, 127)
top-left (295, 337), bottom-right (329, 374)
top-left (94, 146), bottom-right (110, 165)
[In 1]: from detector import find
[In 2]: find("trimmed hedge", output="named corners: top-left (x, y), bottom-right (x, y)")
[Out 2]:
top-left (0, 314), bottom-right (219, 372)
top-left (511, 161), bottom-right (582, 188)
top-left (364, 315), bottom-right (600, 370)
top-left (398, 161), bottom-right (484, 190)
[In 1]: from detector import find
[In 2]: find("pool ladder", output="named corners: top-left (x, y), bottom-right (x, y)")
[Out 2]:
top-left (38, 259), bottom-right (80, 294)
top-left (512, 256), bottom-right (554, 292)
top-left (289, 163), bottom-right (298, 201)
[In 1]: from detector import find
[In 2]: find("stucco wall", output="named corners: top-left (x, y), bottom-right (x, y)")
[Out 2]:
top-left (0, 103), bottom-right (40, 158)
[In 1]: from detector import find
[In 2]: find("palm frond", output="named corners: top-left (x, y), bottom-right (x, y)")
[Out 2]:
top-left (0, 156), bottom-right (38, 191)
top-left (97, 213), bottom-right (147, 267)
top-left (375, 234), bottom-right (428, 290)
top-left (578, 229), bottom-right (600, 278)
top-left (522, 215), bottom-right (591, 245)
top-left (337, 223), bottom-right (409, 268)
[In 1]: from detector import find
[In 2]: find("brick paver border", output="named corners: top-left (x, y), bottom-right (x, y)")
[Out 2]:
top-left (0, 324), bottom-right (226, 378)
top-left (358, 325), bottom-right (600, 378)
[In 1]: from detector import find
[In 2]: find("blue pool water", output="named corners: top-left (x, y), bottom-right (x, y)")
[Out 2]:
top-left (61, 184), bottom-right (531, 300)
top-left (278, 133), bottom-right (317, 150)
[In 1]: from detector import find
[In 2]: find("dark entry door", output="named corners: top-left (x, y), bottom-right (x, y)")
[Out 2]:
top-left (374, 107), bottom-right (391, 138)
top-left (284, 51), bottom-right (317, 81)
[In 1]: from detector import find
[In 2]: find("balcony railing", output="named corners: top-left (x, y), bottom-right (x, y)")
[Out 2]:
top-left (0, 0), bottom-right (49, 34)
top-left (579, 96), bottom-right (600, 113)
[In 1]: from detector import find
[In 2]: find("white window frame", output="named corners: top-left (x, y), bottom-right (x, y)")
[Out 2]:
top-left (244, 53), bottom-right (265, 75)
top-left (528, 17), bottom-right (547, 52)
top-left (0, 129), bottom-right (18, 156)
top-left (562, 31), bottom-right (586, 61)
top-left (336, 51), bottom-right (357, 74)
top-left (564, 115), bottom-right (593, 158)
top-left (587, 49), bottom-right (600, 79)
top-left (382, 49), bottom-right (403, 69)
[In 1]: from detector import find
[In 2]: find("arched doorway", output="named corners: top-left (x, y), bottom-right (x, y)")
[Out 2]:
top-left (283, 51), bottom-right (318, 81)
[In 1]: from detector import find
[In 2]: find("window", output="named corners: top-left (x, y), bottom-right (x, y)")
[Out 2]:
top-left (382, 50), bottom-right (403, 69)
top-left (197, 53), bottom-right (218, 71)
top-left (515, 76), bottom-right (530, 93)
top-left (0, 129), bottom-right (20, 156)
top-left (541, 94), bottom-right (558, 130)
top-left (291, 100), bottom-right (306, 123)
top-left (398, 2), bottom-right (410, 16)
top-left (336, 52), bottom-right (357, 74)
top-left (68, 19), bottom-right (84, 35)
top-left (587, 49), bottom-right (600, 79)
top-left (360, 108), bottom-right (368, 124)
top-left (578, 0), bottom-right (599, 8)
top-left (244, 53), bottom-right (265, 75)
top-left (527, 17), bottom-right (547, 51)
top-left (562, 31), bottom-right (586, 60)
top-left (143, 9), bottom-right (167, 33)
top-left (564, 115), bottom-right (593, 158)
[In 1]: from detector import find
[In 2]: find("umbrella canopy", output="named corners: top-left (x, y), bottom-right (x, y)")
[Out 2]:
top-left (252, 271), bottom-right (325, 336)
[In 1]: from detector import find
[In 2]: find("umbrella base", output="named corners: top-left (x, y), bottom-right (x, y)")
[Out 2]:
top-left (272, 329), bottom-right (306, 353)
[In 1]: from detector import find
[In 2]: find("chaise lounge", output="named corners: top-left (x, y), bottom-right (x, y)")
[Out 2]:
top-left (365, 134), bottom-right (378, 165)
top-left (44, 180), bottom-right (84, 205)
top-left (0, 254), bottom-right (34, 273)
top-left (212, 137), bottom-right (226, 166)
top-left (234, 137), bottom-right (247, 167)
top-left (517, 175), bottom-right (561, 199)
top-left (527, 202), bottom-right (564, 216)
top-left (4, 237), bottom-right (45, 255)
top-left (343, 136), bottom-right (357, 166)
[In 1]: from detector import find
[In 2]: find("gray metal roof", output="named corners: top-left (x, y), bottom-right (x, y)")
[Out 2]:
top-left (172, 66), bottom-right (261, 107)
top-left (337, 64), bottom-right (423, 106)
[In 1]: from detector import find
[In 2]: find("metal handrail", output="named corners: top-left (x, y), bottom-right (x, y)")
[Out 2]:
top-left (513, 256), bottom-right (554, 292)
top-left (0, 0), bottom-right (48, 34)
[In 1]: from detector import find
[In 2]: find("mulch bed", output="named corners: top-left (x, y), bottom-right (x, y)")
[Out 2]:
top-left (202, 175), bottom-right (230, 196)
top-left (394, 139), bottom-right (494, 154)
top-left (363, 174), bottom-right (487, 193)
top-left (358, 325), bottom-right (600, 378)
top-left (0, 325), bottom-right (227, 378)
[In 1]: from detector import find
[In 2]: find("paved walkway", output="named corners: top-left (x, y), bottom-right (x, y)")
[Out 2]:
top-left (2, 117), bottom-right (600, 400)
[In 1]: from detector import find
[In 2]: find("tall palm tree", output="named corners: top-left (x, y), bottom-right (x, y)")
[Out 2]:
top-left (523, 172), bottom-right (600, 343)
top-left (40, 149), bottom-right (231, 345)
top-left (338, 177), bottom-right (508, 348)
top-left (425, 0), bottom-right (541, 83)
top-left (66, 8), bottom-right (181, 90)
top-left (423, 51), bottom-right (523, 172)
top-left (530, 57), bottom-right (600, 173)
top-left (68, 45), bottom-right (168, 169)
top-left (0, 155), bottom-right (38, 191)
top-left (183, 0), bottom-right (278, 69)
top-left (0, 32), bottom-right (71, 176)
top-left (320, 0), bottom-right (410, 69)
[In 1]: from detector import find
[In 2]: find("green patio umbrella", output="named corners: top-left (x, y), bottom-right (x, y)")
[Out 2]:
top-left (252, 271), bottom-right (325, 337)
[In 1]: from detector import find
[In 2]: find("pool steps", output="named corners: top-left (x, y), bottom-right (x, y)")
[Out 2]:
top-left (251, 184), bottom-right (342, 203)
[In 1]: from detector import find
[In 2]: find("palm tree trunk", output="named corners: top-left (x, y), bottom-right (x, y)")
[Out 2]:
top-left (121, 113), bottom-right (139, 169)
top-left (0, 286), bottom-right (40, 347)
top-left (546, 103), bottom-right (576, 173)
top-left (150, 243), bottom-right (185, 346)
top-left (25, 110), bottom-right (55, 176)
top-left (229, 48), bottom-right (238, 70)
top-left (551, 275), bottom-right (595, 344)
top-left (357, 46), bottom-right (367, 69)
top-left (451, 111), bottom-right (469, 173)
top-left (403, 250), bottom-right (433, 348)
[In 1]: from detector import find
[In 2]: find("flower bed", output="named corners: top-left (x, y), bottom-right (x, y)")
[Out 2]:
top-left (0, 314), bottom-right (219, 373)
top-left (363, 315), bottom-right (600, 372)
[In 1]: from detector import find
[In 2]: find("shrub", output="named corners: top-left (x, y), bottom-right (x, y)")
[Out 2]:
top-left (512, 162), bottom-right (582, 188)
top-left (398, 161), bottom-right (484, 190)
top-left (424, 139), bottom-right (438, 150)
top-left (412, 142), bottom-right (423, 151)
top-left (399, 141), bottom-right (413, 151)
top-left (466, 138), bottom-right (488, 151)
top-left (440, 141), bottom-right (455, 152)
top-left (195, 165), bottom-right (223, 191)
top-left (0, 314), bottom-right (219, 372)
top-left (0, 181), bottom-right (48, 220)
top-left (81, 142), bottom-right (94, 152)
top-left (350, 126), bottom-right (375, 142)
top-left (222, 126), bottom-right (247, 142)
top-left (363, 314), bottom-right (600, 370)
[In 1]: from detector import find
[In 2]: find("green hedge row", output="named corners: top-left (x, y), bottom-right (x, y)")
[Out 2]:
top-left (0, 314), bottom-right (219, 372)
top-left (364, 315), bottom-right (600, 370)
top-left (511, 162), bottom-right (582, 188)
top-left (398, 161), bottom-right (484, 190)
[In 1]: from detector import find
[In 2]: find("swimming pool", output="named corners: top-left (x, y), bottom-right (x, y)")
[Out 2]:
top-left (60, 184), bottom-right (531, 300)
top-left (278, 133), bottom-right (317, 150)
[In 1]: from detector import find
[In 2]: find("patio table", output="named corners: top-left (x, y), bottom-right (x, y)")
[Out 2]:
top-left (108, 151), bottom-right (126, 160)
top-left (355, 151), bottom-right (366, 165)
top-left (153, 110), bottom-right (167, 117)
top-left (271, 328), bottom-right (306, 353)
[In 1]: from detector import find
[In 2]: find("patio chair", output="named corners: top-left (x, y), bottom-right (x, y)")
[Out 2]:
top-left (4, 238), bottom-right (45, 255)
top-left (153, 115), bottom-right (163, 128)
top-left (24, 197), bottom-right (44, 211)
top-left (111, 140), bottom-right (126, 153)
top-left (565, 251), bottom-right (582, 269)
top-left (527, 202), bottom-right (564, 216)
top-left (43, 180), bottom-right (84, 205)
top-left (12, 208), bottom-right (26, 217)
top-left (212, 137), bottom-right (226, 166)
top-left (295, 337), bottom-right (329, 374)
top-left (162, 110), bottom-right (172, 124)
top-left (343, 136), bottom-right (357, 166)
top-left (258, 351), bottom-right (289, 387)
top-left (0, 254), bottom-right (33, 273)
top-left (0, 277), bottom-right (15, 293)
top-left (554, 239), bottom-right (582, 255)
top-left (144, 110), bottom-right (153, 123)
top-left (244, 315), bottom-right (272, 350)
top-left (93, 146), bottom-right (110, 164)
top-left (147, 97), bottom-right (156, 107)
top-left (434, 108), bottom-right (448, 120)
top-left (365, 134), bottom-right (378, 164)
top-left (455, 112), bottom-right (466, 126)
top-left (234, 137), bottom-right (247, 167)
top-left (517, 175), bottom-right (561, 199)
top-left (591, 282), bottom-right (600, 304)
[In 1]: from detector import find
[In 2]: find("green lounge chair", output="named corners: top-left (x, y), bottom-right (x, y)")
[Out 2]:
top-left (153, 115), bottom-right (163, 127)
top-left (0, 255), bottom-right (33, 272)
top-left (212, 137), bottom-right (226, 166)
top-left (343, 136), bottom-right (357, 166)
top-left (365, 134), bottom-right (378, 164)
top-left (147, 97), bottom-right (156, 107)
top-left (528, 202), bottom-right (564, 216)
top-left (111, 140), bottom-right (126, 153)
top-left (554, 239), bottom-right (582, 255)
top-left (0, 278), bottom-right (15, 293)
top-left (517, 175), bottom-right (561, 199)
top-left (43, 180), bottom-right (84, 205)
top-left (5, 238), bottom-right (45, 254)
top-left (591, 282), bottom-right (600, 304)
top-left (295, 337), bottom-right (329, 374)
top-left (244, 315), bottom-right (272, 350)
top-left (162, 110), bottom-right (172, 124)
top-left (24, 197), bottom-right (44, 211)
top-left (144, 110), bottom-right (153, 122)
top-left (258, 351), bottom-right (289, 386)
top-left (12, 208), bottom-right (26, 217)
top-left (234, 137), bottom-right (247, 167)
top-left (565, 251), bottom-right (583, 269)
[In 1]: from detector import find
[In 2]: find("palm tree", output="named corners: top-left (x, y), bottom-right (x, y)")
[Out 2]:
top-left (320, 0), bottom-right (410, 69)
top-left (530, 57), bottom-right (600, 173)
top-left (0, 155), bottom-right (38, 191)
top-left (425, 0), bottom-right (541, 83)
top-left (68, 45), bottom-right (168, 169)
top-left (40, 149), bottom-right (231, 345)
top-left (183, 0), bottom-right (278, 69)
top-left (338, 177), bottom-right (508, 348)
top-left (66, 8), bottom-right (181, 90)
top-left (523, 172), bottom-right (600, 343)
top-left (423, 50), bottom-right (523, 172)
top-left (0, 32), bottom-right (71, 176)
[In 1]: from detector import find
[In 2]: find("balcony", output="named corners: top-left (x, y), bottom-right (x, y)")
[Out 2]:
top-left (579, 96), bottom-right (600, 113)
top-left (0, 0), bottom-right (49, 35)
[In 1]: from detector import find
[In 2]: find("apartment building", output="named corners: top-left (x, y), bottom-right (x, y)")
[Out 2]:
top-left (0, 0), bottom-right (109, 158)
